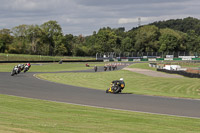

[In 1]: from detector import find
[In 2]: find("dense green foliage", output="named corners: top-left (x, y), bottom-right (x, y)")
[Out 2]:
top-left (1, 17), bottom-right (200, 56)
top-left (151, 17), bottom-right (200, 35)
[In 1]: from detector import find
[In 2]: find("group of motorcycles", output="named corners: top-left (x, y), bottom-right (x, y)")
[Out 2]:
top-left (10, 62), bottom-right (124, 93)
top-left (11, 63), bottom-right (31, 76)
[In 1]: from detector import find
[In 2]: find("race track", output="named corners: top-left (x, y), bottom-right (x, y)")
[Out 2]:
top-left (1, 65), bottom-right (200, 118)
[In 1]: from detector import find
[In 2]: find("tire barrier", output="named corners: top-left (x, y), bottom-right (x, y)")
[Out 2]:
top-left (157, 68), bottom-right (200, 78)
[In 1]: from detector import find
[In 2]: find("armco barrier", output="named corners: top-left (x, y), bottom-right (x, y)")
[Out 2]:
top-left (157, 68), bottom-right (200, 78)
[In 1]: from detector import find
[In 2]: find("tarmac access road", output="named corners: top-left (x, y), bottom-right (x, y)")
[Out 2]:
top-left (0, 64), bottom-right (200, 118)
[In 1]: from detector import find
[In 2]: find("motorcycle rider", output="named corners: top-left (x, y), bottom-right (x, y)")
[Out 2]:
top-left (112, 78), bottom-right (125, 89)
top-left (12, 65), bottom-right (19, 74)
top-left (109, 65), bottom-right (112, 71)
top-left (94, 65), bottom-right (97, 72)
top-left (26, 63), bottom-right (31, 68)
top-left (17, 64), bottom-right (25, 72)
top-left (104, 65), bottom-right (107, 71)
top-left (24, 63), bottom-right (31, 72)
top-left (21, 64), bottom-right (25, 71)
top-left (17, 64), bottom-right (25, 73)
top-left (106, 78), bottom-right (125, 93)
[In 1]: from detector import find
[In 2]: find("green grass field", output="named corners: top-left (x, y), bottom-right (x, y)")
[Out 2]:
top-left (0, 53), bottom-right (95, 61)
top-left (0, 62), bottom-right (105, 72)
top-left (1, 94), bottom-right (200, 133)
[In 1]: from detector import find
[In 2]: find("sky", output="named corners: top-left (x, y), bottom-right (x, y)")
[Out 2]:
top-left (0, 0), bottom-right (200, 36)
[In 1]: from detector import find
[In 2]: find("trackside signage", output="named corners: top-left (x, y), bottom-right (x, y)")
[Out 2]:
top-left (164, 58), bottom-right (173, 61)
top-left (148, 58), bottom-right (156, 61)
top-left (179, 56), bottom-right (195, 60)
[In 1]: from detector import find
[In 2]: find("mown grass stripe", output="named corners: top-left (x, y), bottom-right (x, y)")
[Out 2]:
top-left (0, 94), bottom-right (200, 133)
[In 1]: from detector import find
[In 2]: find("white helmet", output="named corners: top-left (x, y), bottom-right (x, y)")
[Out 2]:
top-left (120, 78), bottom-right (123, 81)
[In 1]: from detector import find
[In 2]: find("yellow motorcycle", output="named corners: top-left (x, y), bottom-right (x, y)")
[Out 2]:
top-left (106, 79), bottom-right (125, 94)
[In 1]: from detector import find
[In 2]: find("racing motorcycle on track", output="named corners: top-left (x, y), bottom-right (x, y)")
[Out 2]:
top-left (106, 78), bottom-right (125, 94)
top-left (16, 64), bottom-right (24, 74)
top-left (24, 65), bottom-right (29, 73)
top-left (24, 63), bottom-right (31, 73)
top-left (11, 66), bottom-right (19, 76)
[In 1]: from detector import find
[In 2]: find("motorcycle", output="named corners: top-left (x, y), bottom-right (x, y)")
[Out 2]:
top-left (24, 65), bottom-right (29, 73)
top-left (11, 67), bottom-right (19, 76)
top-left (104, 66), bottom-right (107, 71)
top-left (106, 80), bottom-right (125, 94)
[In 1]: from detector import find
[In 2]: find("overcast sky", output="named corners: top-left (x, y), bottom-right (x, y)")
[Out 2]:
top-left (0, 0), bottom-right (200, 35)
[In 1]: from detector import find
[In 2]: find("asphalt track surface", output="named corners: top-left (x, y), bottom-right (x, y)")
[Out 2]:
top-left (1, 64), bottom-right (200, 118)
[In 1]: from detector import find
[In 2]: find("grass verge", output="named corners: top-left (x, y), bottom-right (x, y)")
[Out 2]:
top-left (0, 53), bottom-right (95, 61)
top-left (0, 63), bottom-right (106, 72)
top-left (0, 94), bottom-right (200, 133)
top-left (128, 63), bottom-right (157, 70)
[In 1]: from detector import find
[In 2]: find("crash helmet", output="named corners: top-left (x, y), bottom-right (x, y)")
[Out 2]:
top-left (120, 78), bottom-right (123, 81)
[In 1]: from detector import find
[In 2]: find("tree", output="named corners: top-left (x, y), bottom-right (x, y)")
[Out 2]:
top-left (11, 25), bottom-right (30, 54)
top-left (53, 34), bottom-right (67, 55)
top-left (151, 17), bottom-right (200, 35)
top-left (64, 34), bottom-right (74, 56)
top-left (84, 35), bottom-right (96, 56)
top-left (41, 20), bottom-right (63, 56)
top-left (186, 30), bottom-right (200, 53)
top-left (26, 25), bottom-right (43, 54)
top-left (158, 28), bottom-right (186, 52)
top-left (0, 29), bottom-right (13, 53)
top-left (95, 27), bottom-right (118, 53)
top-left (121, 37), bottom-right (133, 52)
top-left (134, 25), bottom-right (160, 52)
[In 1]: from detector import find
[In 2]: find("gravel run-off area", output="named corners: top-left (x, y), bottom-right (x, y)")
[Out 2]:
top-left (123, 68), bottom-right (183, 78)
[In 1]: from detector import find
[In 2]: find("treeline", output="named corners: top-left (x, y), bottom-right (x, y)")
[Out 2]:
top-left (1, 17), bottom-right (200, 56)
